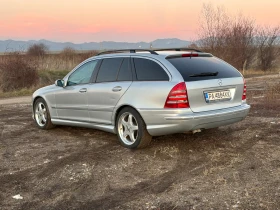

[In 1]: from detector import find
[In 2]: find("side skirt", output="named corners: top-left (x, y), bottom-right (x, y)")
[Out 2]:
top-left (51, 118), bottom-right (116, 134)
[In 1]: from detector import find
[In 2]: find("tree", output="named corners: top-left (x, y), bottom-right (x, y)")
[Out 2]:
top-left (198, 3), bottom-right (230, 55)
top-left (198, 3), bottom-right (256, 70)
top-left (223, 15), bottom-right (256, 70)
top-left (27, 43), bottom-right (48, 56)
top-left (256, 26), bottom-right (280, 71)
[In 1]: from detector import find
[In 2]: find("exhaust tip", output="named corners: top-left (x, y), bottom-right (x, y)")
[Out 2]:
top-left (192, 129), bottom-right (201, 134)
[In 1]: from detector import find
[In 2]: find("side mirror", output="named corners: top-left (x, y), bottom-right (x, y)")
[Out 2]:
top-left (55, 79), bottom-right (64, 87)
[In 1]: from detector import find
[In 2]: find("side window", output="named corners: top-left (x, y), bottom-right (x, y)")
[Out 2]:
top-left (117, 58), bottom-right (132, 81)
top-left (67, 60), bottom-right (98, 86)
top-left (96, 58), bottom-right (123, 83)
top-left (133, 58), bottom-right (169, 81)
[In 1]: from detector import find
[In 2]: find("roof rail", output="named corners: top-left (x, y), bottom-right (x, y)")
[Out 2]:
top-left (96, 48), bottom-right (203, 56)
top-left (96, 49), bottom-right (158, 56)
top-left (153, 48), bottom-right (203, 53)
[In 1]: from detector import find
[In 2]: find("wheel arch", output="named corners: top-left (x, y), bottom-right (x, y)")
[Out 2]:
top-left (113, 104), bottom-right (152, 149)
top-left (113, 104), bottom-right (145, 127)
top-left (33, 96), bottom-right (44, 109)
top-left (32, 95), bottom-right (55, 118)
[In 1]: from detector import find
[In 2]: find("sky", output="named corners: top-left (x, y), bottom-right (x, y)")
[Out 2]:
top-left (0, 0), bottom-right (279, 43)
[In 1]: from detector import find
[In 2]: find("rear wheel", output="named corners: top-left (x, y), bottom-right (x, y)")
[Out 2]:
top-left (117, 107), bottom-right (152, 149)
top-left (34, 98), bottom-right (55, 130)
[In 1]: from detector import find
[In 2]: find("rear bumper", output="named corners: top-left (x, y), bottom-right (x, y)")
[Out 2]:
top-left (139, 104), bottom-right (250, 136)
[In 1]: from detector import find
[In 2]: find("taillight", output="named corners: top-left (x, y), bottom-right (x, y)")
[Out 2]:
top-left (242, 79), bottom-right (247, 100)
top-left (164, 82), bottom-right (190, 108)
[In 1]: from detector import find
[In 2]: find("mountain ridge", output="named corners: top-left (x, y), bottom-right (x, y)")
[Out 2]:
top-left (0, 38), bottom-right (192, 52)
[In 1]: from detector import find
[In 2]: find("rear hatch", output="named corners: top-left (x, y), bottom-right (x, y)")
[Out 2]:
top-left (167, 54), bottom-right (244, 112)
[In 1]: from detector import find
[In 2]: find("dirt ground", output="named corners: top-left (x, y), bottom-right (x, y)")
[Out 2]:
top-left (0, 76), bottom-right (280, 210)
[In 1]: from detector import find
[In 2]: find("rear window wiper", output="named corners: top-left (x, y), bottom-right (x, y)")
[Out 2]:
top-left (189, 72), bottom-right (218, 77)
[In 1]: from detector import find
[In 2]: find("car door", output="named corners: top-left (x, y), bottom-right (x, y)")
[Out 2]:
top-left (87, 57), bottom-right (133, 124)
top-left (54, 60), bottom-right (98, 122)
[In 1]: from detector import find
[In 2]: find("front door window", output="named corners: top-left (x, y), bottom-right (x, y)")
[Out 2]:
top-left (67, 60), bottom-right (98, 86)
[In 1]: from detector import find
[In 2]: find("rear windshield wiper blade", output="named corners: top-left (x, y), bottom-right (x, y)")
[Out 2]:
top-left (189, 72), bottom-right (219, 77)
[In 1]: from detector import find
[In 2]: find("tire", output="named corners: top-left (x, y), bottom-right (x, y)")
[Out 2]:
top-left (116, 107), bottom-right (152, 149)
top-left (33, 98), bottom-right (55, 130)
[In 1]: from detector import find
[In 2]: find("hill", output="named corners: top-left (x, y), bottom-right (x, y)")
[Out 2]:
top-left (0, 38), bottom-right (191, 52)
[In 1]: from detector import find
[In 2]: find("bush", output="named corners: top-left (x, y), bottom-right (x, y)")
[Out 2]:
top-left (38, 70), bottom-right (70, 86)
top-left (60, 47), bottom-right (76, 59)
top-left (27, 43), bottom-right (48, 57)
top-left (0, 52), bottom-right (39, 91)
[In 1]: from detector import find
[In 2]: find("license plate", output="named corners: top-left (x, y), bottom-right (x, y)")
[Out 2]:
top-left (204, 90), bottom-right (231, 103)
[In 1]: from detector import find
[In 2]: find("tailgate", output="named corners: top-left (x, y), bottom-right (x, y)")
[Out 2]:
top-left (186, 77), bottom-right (244, 112)
top-left (167, 55), bottom-right (244, 112)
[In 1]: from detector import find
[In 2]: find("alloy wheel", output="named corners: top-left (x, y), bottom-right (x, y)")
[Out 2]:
top-left (118, 112), bottom-right (139, 145)
top-left (35, 102), bottom-right (47, 127)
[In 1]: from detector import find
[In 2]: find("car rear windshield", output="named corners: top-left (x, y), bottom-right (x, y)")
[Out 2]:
top-left (167, 57), bottom-right (241, 82)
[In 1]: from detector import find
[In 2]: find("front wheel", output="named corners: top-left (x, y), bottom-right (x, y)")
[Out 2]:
top-left (117, 107), bottom-right (152, 149)
top-left (34, 98), bottom-right (55, 130)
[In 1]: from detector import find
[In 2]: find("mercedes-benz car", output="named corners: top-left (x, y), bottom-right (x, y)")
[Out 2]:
top-left (32, 48), bottom-right (250, 149)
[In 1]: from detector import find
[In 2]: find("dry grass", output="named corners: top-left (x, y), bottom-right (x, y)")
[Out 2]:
top-left (38, 70), bottom-right (70, 86)
top-left (0, 50), bottom-right (97, 72)
top-left (0, 52), bottom-right (39, 91)
top-left (0, 70), bottom-right (69, 98)
top-left (0, 51), bottom-right (93, 97)
top-left (265, 81), bottom-right (280, 99)
top-left (247, 75), bottom-right (280, 111)
top-left (0, 87), bottom-right (36, 98)
top-left (243, 68), bottom-right (280, 78)
top-left (263, 80), bottom-right (280, 108)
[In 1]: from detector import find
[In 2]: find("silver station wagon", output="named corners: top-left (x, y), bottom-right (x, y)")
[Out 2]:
top-left (32, 49), bottom-right (250, 149)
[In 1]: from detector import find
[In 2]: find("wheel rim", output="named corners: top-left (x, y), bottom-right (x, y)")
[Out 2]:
top-left (35, 102), bottom-right (47, 127)
top-left (118, 112), bottom-right (139, 145)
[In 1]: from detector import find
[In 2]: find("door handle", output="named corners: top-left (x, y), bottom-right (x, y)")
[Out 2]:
top-left (79, 88), bottom-right (87, 93)
top-left (112, 86), bottom-right (122, 92)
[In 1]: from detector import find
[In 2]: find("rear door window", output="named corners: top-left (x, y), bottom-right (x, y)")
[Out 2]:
top-left (133, 58), bottom-right (169, 81)
top-left (167, 57), bottom-right (241, 81)
top-left (96, 58), bottom-right (123, 83)
top-left (117, 58), bottom-right (132, 81)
